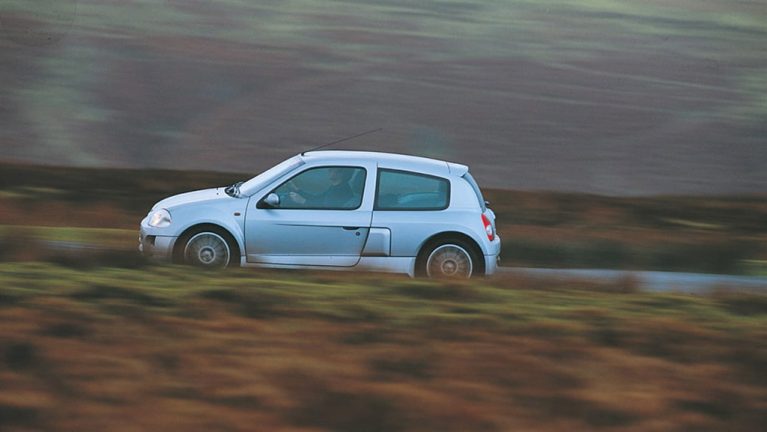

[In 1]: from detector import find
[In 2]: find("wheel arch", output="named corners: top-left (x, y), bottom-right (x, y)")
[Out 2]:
top-left (415, 231), bottom-right (486, 276)
top-left (172, 223), bottom-right (242, 264)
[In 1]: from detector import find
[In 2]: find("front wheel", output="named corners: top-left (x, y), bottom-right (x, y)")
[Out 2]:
top-left (181, 230), bottom-right (236, 269)
top-left (417, 239), bottom-right (478, 279)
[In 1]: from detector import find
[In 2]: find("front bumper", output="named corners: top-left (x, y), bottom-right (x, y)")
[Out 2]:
top-left (139, 225), bottom-right (177, 261)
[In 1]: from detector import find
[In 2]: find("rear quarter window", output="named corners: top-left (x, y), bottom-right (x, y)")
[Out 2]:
top-left (375, 169), bottom-right (450, 210)
top-left (462, 172), bottom-right (486, 212)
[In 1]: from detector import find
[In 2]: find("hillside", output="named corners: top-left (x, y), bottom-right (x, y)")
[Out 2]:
top-left (2, 0), bottom-right (766, 194)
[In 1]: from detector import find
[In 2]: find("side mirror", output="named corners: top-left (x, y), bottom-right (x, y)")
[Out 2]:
top-left (263, 193), bottom-right (280, 208)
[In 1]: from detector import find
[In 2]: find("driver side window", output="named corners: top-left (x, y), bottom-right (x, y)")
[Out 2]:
top-left (269, 166), bottom-right (366, 210)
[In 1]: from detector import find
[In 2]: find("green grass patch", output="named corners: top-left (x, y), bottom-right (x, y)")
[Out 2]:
top-left (0, 225), bottom-right (135, 248)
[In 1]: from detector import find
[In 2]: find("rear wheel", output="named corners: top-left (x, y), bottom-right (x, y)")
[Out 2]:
top-left (178, 228), bottom-right (239, 269)
top-left (417, 238), bottom-right (479, 279)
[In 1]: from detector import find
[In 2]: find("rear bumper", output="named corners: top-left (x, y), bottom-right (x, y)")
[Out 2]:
top-left (484, 254), bottom-right (500, 275)
top-left (484, 234), bottom-right (501, 275)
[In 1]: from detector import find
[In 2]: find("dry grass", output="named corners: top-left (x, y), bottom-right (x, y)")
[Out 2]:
top-left (0, 264), bottom-right (765, 431)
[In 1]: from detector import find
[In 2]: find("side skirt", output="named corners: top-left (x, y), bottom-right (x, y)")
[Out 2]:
top-left (239, 256), bottom-right (416, 277)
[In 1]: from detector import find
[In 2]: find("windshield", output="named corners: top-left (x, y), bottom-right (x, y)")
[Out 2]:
top-left (238, 156), bottom-right (304, 196)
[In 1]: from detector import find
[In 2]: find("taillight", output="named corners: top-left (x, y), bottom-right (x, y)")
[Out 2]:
top-left (481, 213), bottom-right (494, 241)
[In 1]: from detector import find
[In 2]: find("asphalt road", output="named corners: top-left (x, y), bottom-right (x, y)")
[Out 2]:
top-left (500, 267), bottom-right (767, 293)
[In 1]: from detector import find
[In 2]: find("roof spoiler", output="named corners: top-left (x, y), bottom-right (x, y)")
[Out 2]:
top-left (447, 161), bottom-right (468, 176)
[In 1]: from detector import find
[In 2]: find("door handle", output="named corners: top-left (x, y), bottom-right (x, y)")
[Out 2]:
top-left (342, 226), bottom-right (360, 230)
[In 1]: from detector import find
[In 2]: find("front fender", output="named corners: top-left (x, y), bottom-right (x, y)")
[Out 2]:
top-left (169, 205), bottom-right (246, 254)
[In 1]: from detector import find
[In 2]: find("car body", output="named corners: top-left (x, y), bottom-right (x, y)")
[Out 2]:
top-left (139, 151), bottom-right (500, 278)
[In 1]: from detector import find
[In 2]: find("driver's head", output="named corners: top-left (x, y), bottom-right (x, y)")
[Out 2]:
top-left (328, 168), bottom-right (352, 185)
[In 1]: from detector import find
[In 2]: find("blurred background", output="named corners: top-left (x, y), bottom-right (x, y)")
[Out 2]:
top-left (1, 2), bottom-right (767, 431)
top-left (1, 0), bottom-right (766, 194)
top-left (2, 0), bottom-right (766, 274)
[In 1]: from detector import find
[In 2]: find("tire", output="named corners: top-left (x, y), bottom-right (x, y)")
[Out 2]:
top-left (416, 237), bottom-right (479, 279)
top-left (178, 227), bottom-right (239, 269)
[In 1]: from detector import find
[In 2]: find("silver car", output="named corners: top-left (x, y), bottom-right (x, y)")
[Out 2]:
top-left (139, 151), bottom-right (500, 278)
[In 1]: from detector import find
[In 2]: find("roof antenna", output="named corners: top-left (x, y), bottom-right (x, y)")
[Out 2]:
top-left (301, 128), bottom-right (382, 155)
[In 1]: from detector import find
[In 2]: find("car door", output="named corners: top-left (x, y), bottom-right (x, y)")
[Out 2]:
top-left (244, 163), bottom-right (374, 267)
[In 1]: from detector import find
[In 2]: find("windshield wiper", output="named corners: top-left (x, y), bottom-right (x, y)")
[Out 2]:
top-left (225, 181), bottom-right (244, 197)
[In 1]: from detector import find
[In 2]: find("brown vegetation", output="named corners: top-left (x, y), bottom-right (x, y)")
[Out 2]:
top-left (0, 264), bottom-right (765, 431)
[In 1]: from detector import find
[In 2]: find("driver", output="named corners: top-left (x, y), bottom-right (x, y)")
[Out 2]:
top-left (288, 168), bottom-right (354, 207)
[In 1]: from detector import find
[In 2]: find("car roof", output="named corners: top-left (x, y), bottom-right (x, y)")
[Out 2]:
top-left (300, 150), bottom-right (468, 177)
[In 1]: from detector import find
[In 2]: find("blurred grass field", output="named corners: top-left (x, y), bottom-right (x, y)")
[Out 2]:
top-left (1, 263), bottom-right (765, 431)
top-left (1, 164), bottom-right (765, 431)
top-left (1, 162), bottom-right (765, 429)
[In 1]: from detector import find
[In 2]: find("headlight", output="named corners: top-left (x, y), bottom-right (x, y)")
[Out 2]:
top-left (148, 209), bottom-right (172, 228)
